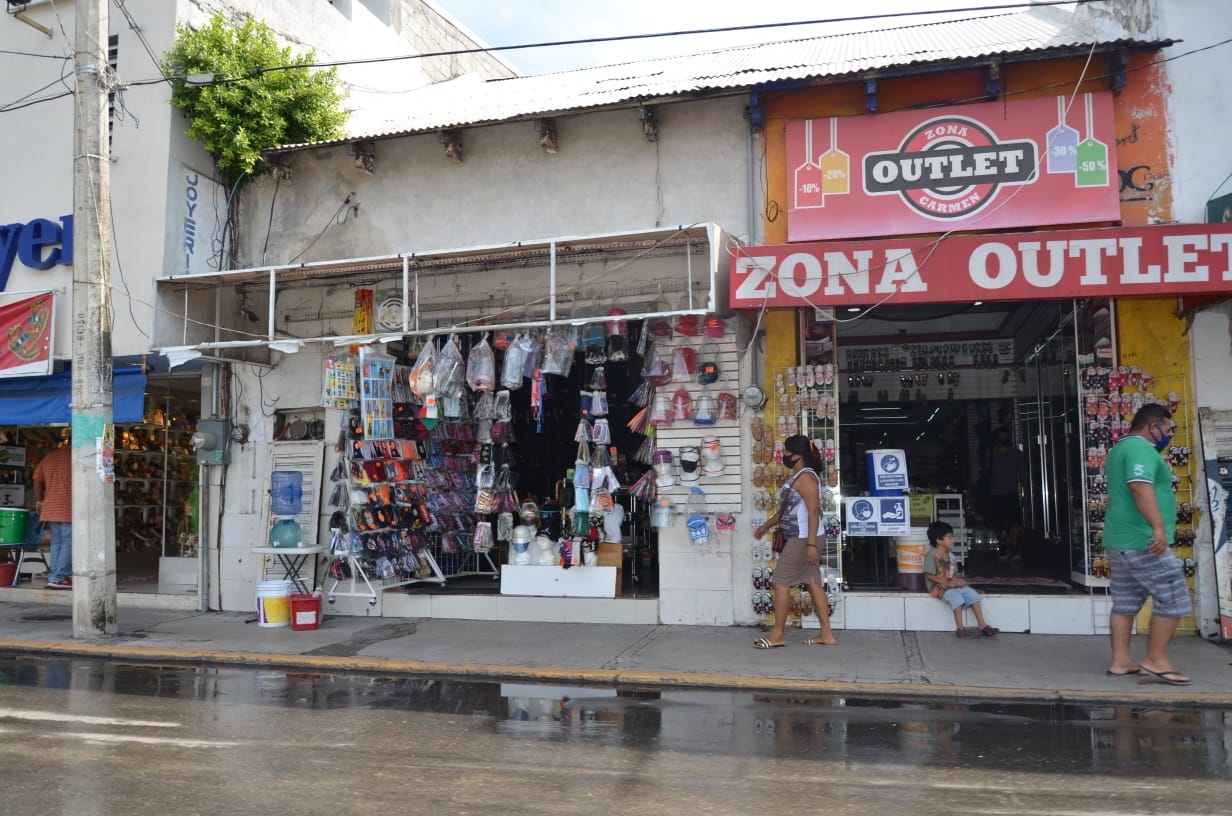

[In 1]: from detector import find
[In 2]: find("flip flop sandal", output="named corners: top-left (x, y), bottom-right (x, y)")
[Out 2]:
top-left (803, 636), bottom-right (832, 646)
top-left (753, 637), bottom-right (784, 649)
top-left (981, 625), bottom-right (999, 637)
top-left (956, 628), bottom-right (983, 639)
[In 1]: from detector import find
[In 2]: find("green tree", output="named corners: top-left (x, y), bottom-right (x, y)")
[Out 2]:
top-left (162, 12), bottom-right (347, 184)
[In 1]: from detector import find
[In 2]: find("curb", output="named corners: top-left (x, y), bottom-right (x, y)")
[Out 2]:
top-left (2, 638), bottom-right (1228, 708)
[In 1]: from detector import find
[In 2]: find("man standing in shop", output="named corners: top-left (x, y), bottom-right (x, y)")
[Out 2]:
top-left (1103, 404), bottom-right (1190, 685)
top-left (983, 427), bottom-right (1026, 563)
top-left (32, 442), bottom-right (72, 589)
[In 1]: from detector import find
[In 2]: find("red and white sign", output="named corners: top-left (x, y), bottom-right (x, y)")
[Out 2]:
top-left (787, 94), bottom-right (1119, 241)
top-left (730, 224), bottom-right (1232, 309)
top-left (0, 291), bottom-right (54, 377)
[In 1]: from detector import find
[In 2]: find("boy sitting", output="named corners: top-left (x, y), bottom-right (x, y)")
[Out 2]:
top-left (924, 521), bottom-right (998, 638)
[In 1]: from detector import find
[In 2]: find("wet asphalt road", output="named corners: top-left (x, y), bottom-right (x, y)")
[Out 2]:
top-left (0, 655), bottom-right (1229, 815)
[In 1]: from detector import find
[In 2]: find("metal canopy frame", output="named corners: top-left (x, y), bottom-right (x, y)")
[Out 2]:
top-left (152, 224), bottom-right (734, 358)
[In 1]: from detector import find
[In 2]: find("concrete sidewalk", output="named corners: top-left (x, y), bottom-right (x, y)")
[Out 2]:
top-left (0, 601), bottom-right (1229, 706)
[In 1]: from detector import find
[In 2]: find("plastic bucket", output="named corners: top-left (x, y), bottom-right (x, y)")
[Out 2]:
top-left (0, 562), bottom-right (17, 586)
top-left (290, 593), bottom-right (322, 631)
top-left (270, 471), bottom-right (304, 517)
top-left (894, 528), bottom-right (928, 592)
top-left (0, 509), bottom-right (28, 545)
top-left (256, 580), bottom-right (293, 628)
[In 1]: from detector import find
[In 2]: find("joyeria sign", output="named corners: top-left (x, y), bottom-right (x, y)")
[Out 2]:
top-left (786, 94), bottom-right (1119, 241)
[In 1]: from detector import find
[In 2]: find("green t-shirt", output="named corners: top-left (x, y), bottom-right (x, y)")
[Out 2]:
top-left (1103, 435), bottom-right (1175, 550)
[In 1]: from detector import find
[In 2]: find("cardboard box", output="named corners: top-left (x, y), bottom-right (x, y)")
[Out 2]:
top-left (597, 542), bottom-right (623, 596)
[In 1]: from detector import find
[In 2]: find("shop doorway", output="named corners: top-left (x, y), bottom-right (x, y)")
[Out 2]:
top-left (828, 300), bottom-right (1085, 590)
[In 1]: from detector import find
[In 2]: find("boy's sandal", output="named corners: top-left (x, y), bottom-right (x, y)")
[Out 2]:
top-left (981, 625), bottom-right (999, 637)
top-left (955, 628), bottom-right (982, 638)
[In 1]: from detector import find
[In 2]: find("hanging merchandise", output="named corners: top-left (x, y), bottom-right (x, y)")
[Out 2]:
top-left (493, 330), bottom-right (516, 352)
top-left (409, 338), bottom-right (437, 399)
top-left (531, 370), bottom-right (545, 432)
top-left (672, 345), bottom-right (697, 382)
top-left (642, 342), bottom-right (672, 387)
top-left (703, 315), bottom-right (727, 339)
top-left (700, 435), bottom-right (726, 476)
top-left (696, 342), bottom-right (721, 385)
top-left (466, 334), bottom-right (496, 392)
top-left (322, 355), bottom-right (359, 409)
top-left (490, 464), bottom-right (517, 514)
top-left (518, 499), bottom-right (541, 528)
top-left (650, 392), bottom-right (674, 427)
top-left (650, 497), bottom-right (677, 528)
top-left (685, 487), bottom-right (710, 545)
top-left (591, 391), bottom-right (609, 417)
top-left (582, 322), bottom-right (607, 365)
top-left (694, 393), bottom-right (717, 425)
top-left (652, 448), bottom-right (676, 489)
top-left (473, 391), bottom-right (495, 421)
top-left (606, 308), bottom-right (629, 361)
top-left (501, 333), bottom-right (529, 390)
top-left (574, 418), bottom-right (591, 443)
top-left (359, 347), bottom-right (395, 440)
top-left (602, 502), bottom-right (625, 542)
top-left (542, 329), bottom-right (576, 376)
top-left (627, 406), bottom-right (650, 435)
top-left (716, 391), bottom-right (738, 421)
top-left (628, 381), bottom-right (653, 407)
top-left (679, 445), bottom-right (701, 483)
top-left (352, 288), bottom-right (375, 335)
top-left (675, 312), bottom-right (701, 337)
top-left (647, 315), bottom-right (673, 339)
top-left (714, 513), bottom-right (736, 549)
top-left (473, 521), bottom-right (493, 553)
top-left (629, 469), bottom-right (656, 501)
top-left (672, 389), bottom-right (692, 423)
top-left (496, 511), bottom-right (514, 542)
top-left (635, 426), bottom-right (658, 465)
top-left (592, 418), bottom-right (611, 445)
top-left (434, 334), bottom-right (465, 398)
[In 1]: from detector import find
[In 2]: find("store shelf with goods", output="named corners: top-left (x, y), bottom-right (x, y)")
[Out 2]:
top-left (749, 316), bottom-right (845, 626)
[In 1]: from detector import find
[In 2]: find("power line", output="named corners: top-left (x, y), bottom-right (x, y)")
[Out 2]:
top-left (136, 1), bottom-right (1111, 87)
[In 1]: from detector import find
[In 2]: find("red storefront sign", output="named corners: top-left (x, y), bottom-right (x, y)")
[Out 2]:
top-left (786, 94), bottom-right (1120, 241)
top-left (730, 224), bottom-right (1232, 309)
top-left (0, 291), bottom-right (53, 377)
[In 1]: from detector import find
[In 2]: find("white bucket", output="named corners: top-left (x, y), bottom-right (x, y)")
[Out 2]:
top-left (256, 580), bottom-right (293, 628)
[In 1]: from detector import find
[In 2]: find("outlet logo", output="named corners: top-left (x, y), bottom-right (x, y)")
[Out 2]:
top-left (863, 115), bottom-right (1037, 219)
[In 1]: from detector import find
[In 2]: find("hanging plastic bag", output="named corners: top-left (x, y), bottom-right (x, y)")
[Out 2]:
top-left (408, 339), bottom-right (437, 399)
top-left (501, 333), bottom-right (529, 390)
top-left (642, 342), bottom-right (672, 387)
top-left (466, 334), bottom-right (496, 393)
top-left (582, 323), bottom-right (607, 365)
top-left (435, 334), bottom-right (465, 398)
top-left (672, 345), bottom-right (697, 382)
top-left (541, 330), bottom-right (575, 375)
top-left (473, 521), bottom-right (493, 553)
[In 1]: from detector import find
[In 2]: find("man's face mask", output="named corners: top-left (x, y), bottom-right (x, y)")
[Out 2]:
top-left (1151, 421), bottom-right (1174, 452)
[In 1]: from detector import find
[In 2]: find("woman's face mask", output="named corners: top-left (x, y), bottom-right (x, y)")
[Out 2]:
top-left (783, 453), bottom-right (800, 468)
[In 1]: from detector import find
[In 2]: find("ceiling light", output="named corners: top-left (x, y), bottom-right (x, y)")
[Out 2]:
top-left (846, 307), bottom-right (861, 313)
top-left (973, 301), bottom-right (983, 306)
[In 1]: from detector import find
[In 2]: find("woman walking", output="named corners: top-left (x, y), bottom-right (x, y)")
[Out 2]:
top-left (752, 434), bottom-right (837, 648)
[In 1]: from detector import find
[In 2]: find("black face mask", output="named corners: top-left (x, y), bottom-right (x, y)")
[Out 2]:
top-left (784, 454), bottom-right (800, 468)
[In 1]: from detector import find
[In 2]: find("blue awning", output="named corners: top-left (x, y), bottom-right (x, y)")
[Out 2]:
top-left (0, 367), bottom-right (147, 425)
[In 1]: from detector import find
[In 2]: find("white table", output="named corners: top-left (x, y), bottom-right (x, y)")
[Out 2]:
top-left (251, 545), bottom-right (328, 595)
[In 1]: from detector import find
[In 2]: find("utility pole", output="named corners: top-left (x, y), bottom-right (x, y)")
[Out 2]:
top-left (71, 0), bottom-right (117, 636)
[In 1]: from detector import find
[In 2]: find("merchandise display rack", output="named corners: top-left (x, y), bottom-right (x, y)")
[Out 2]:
top-left (751, 314), bottom-right (844, 625)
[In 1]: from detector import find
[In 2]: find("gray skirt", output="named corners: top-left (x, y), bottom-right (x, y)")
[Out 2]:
top-left (772, 537), bottom-right (824, 587)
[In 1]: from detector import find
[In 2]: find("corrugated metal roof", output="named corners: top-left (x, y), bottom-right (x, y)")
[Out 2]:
top-left (276, 6), bottom-right (1167, 153)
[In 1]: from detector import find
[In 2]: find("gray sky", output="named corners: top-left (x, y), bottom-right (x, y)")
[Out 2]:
top-left (436, 0), bottom-right (1041, 75)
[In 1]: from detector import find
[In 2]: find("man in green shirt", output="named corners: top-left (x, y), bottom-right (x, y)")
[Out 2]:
top-left (1103, 403), bottom-right (1190, 685)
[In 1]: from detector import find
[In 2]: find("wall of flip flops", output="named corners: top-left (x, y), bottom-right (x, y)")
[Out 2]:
top-left (749, 344), bottom-right (845, 626)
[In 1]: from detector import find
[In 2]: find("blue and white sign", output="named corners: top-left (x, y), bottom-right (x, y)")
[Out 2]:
top-left (844, 496), bottom-right (910, 537)
top-left (867, 448), bottom-right (909, 491)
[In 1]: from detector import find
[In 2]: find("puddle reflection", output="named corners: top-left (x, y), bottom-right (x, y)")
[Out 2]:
top-left (1, 655), bottom-right (1228, 778)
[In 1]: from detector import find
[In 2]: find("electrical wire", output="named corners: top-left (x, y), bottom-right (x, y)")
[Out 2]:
top-left (129, 1), bottom-right (1113, 86)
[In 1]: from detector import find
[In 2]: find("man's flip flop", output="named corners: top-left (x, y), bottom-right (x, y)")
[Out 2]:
top-left (1105, 668), bottom-right (1142, 677)
top-left (1140, 666), bottom-right (1192, 685)
top-left (753, 637), bottom-right (784, 649)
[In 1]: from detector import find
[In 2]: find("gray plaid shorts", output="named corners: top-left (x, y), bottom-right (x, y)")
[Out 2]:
top-left (1108, 548), bottom-right (1192, 618)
